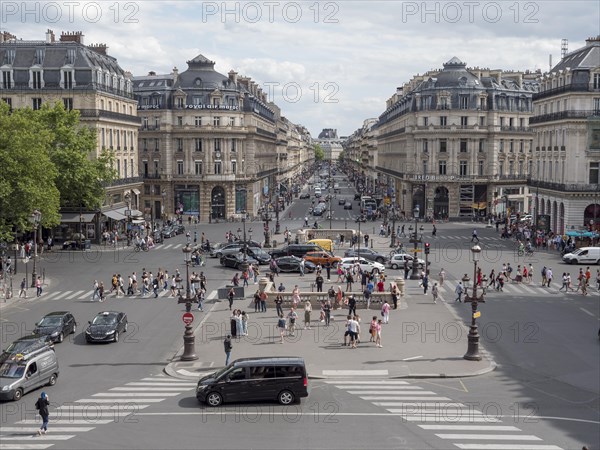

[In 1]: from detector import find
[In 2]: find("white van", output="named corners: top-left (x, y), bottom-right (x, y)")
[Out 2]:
top-left (0, 347), bottom-right (59, 401)
top-left (562, 247), bottom-right (600, 265)
top-left (314, 187), bottom-right (322, 197)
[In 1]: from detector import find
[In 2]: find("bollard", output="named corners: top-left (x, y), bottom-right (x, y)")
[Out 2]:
top-left (395, 276), bottom-right (405, 297)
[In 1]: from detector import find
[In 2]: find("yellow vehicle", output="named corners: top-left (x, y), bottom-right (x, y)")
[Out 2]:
top-left (307, 238), bottom-right (334, 253)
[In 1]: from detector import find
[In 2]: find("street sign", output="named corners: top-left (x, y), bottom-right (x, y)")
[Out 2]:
top-left (473, 311), bottom-right (481, 319)
top-left (182, 312), bottom-right (194, 325)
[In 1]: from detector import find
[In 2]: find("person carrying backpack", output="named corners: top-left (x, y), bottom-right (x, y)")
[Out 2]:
top-left (35, 392), bottom-right (50, 435)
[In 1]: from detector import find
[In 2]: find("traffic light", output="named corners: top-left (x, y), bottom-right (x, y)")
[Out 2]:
top-left (424, 242), bottom-right (430, 255)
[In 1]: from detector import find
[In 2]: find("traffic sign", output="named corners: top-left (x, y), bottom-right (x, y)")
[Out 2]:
top-left (473, 311), bottom-right (481, 319)
top-left (182, 312), bottom-right (194, 325)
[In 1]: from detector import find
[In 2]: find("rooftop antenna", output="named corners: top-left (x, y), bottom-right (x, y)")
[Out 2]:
top-left (549, 54), bottom-right (552, 72)
top-left (561, 38), bottom-right (568, 58)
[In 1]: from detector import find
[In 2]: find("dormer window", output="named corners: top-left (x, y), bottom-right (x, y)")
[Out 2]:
top-left (61, 70), bottom-right (75, 89)
top-left (2, 70), bottom-right (13, 89)
top-left (34, 48), bottom-right (45, 65)
top-left (30, 70), bottom-right (43, 89)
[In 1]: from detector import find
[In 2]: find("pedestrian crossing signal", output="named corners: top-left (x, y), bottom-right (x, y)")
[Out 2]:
top-left (424, 242), bottom-right (430, 254)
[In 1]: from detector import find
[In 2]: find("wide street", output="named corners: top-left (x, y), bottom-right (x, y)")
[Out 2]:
top-left (1, 174), bottom-right (598, 449)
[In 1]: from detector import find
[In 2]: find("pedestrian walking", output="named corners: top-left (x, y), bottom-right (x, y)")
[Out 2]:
top-left (375, 319), bottom-right (383, 347)
top-left (438, 268), bottom-right (445, 286)
top-left (541, 266), bottom-right (547, 287)
top-left (228, 287), bottom-right (235, 310)
top-left (304, 300), bottom-right (312, 330)
top-left (345, 271), bottom-right (354, 292)
top-left (455, 282), bottom-right (464, 302)
top-left (315, 273), bottom-right (324, 292)
top-left (98, 281), bottom-right (105, 302)
top-left (224, 335), bottom-right (232, 365)
top-left (390, 283), bottom-right (399, 309)
top-left (35, 276), bottom-right (42, 297)
top-left (432, 282), bottom-right (439, 303)
top-left (92, 280), bottom-right (99, 301)
top-left (471, 229), bottom-right (479, 242)
top-left (259, 289), bottom-right (267, 313)
top-left (546, 267), bottom-right (553, 288)
top-left (404, 260), bottom-right (410, 279)
top-left (559, 273), bottom-right (568, 291)
top-left (287, 308), bottom-right (298, 336)
top-left (347, 294), bottom-right (357, 317)
top-left (381, 300), bottom-right (391, 324)
top-left (422, 273), bottom-right (429, 294)
top-left (323, 300), bottom-right (332, 326)
top-left (291, 285), bottom-right (300, 308)
top-left (277, 314), bottom-right (286, 343)
top-left (18, 278), bottom-right (27, 298)
top-left (35, 392), bottom-right (50, 436)
top-left (241, 311), bottom-right (248, 335)
top-left (348, 316), bottom-right (360, 349)
top-left (325, 262), bottom-right (331, 281)
top-left (369, 316), bottom-right (377, 342)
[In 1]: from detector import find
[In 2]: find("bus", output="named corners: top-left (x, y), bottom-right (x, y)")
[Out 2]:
top-left (360, 196), bottom-right (377, 215)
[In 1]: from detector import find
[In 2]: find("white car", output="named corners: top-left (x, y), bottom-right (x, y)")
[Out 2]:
top-left (388, 253), bottom-right (425, 269)
top-left (340, 257), bottom-right (385, 274)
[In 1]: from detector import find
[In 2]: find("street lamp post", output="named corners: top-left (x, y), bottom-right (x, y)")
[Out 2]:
top-left (124, 192), bottom-right (132, 246)
top-left (389, 206), bottom-right (400, 248)
top-left (29, 210), bottom-right (41, 287)
top-left (263, 210), bottom-right (272, 248)
top-left (161, 189), bottom-right (166, 226)
top-left (410, 205), bottom-right (421, 280)
top-left (275, 190), bottom-right (281, 235)
top-left (239, 213), bottom-right (249, 272)
top-left (178, 243), bottom-right (198, 361)
top-left (464, 244), bottom-right (486, 361)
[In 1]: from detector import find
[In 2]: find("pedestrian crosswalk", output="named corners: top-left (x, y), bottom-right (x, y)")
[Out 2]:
top-left (0, 374), bottom-right (195, 450)
top-left (326, 380), bottom-right (563, 450)
top-left (432, 280), bottom-right (566, 299)
top-left (35, 287), bottom-right (183, 302)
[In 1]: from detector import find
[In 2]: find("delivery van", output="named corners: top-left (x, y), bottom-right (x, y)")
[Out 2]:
top-left (562, 247), bottom-right (600, 265)
top-left (0, 347), bottom-right (59, 401)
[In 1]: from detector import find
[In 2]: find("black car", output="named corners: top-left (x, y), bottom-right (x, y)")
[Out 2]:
top-left (220, 253), bottom-right (259, 269)
top-left (354, 193), bottom-right (361, 200)
top-left (344, 248), bottom-right (388, 264)
top-left (33, 311), bottom-right (77, 344)
top-left (2, 334), bottom-right (53, 357)
top-left (299, 192), bottom-right (310, 199)
top-left (212, 241), bottom-right (263, 258)
top-left (343, 201), bottom-right (353, 210)
top-left (245, 248), bottom-right (271, 265)
top-left (152, 230), bottom-right (164, 244)
top-left (85, 311), bottom-right (128, 343)
top-left (275, 256), bottom-right (316, 273)
top-left (173, 224), bottom-right (186, 235)
top-left (312, 206), bottom-right (325, 216)
top-left (161, 225), bottom-right (175, 238)
top-left (338, 198), bottom-right (346, 205)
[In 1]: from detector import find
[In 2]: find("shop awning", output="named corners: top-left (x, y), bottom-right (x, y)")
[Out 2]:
top-left (102, 206), bottom-right (127, 220)
top-left (132, 188), bottom-right (141, 195)
top-left (60, 212), bottom-right (96, 223)
top-left (566, 230), bottom-right (599, 238)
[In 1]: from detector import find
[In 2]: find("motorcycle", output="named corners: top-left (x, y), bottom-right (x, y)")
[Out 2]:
top-left (134, 242), bottom-right (149, 252)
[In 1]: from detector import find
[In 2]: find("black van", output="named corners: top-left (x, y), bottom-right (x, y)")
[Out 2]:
top-left (196, 357), bottom-right (308, 407)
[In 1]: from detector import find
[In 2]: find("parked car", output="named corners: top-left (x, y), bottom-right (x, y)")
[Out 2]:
top-left (220, 253), bottom-right (259, 269)
top-left (343, 201), bottom-right (353, 210)
top-left (33, 312), bottom-right (77, 344)
top-left (275, 256), bottom-right (316, 273)
top-left (388, 253), bottom-right (425, 269)
top-left (303, 251), bottom-right (341, 267)
top-left (344, 248), bottom-right (388, 264)
top-left (85, 311), bottom-right (128, 344)
top-left (299, 192), bottom-right (310, 199)
top-left (173, 224), bottom-right (186, 235)
top-left (339, 257), bottom-right (385, 274)
top-left (196, 357), bottom-right (309, 407)
top-left (338, 198), bottom-right (346, 205)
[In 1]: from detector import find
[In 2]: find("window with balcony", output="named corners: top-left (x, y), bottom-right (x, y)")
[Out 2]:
top-left (229, 117), bottom-right (235, 126)
top-left (232, 161), bottom-right (237, 174)
top-left (144, 184), bottom-right (150, 195)
top-left (154, 138), bottom-right (159, 151)
top-left (62, 70), bottom-right (74, 89)
top-left (63, 98), bottom-right (73, 110)
top-left (177, 116), bottom-right (183, 126)
top-left (594, 98), bottom-right (600, 115)
top-left (423, 140), bottom-right (428, 153)
top-left (460, 116), bottom-right (468, 127)
top-left (214, 139), bottom-right (221, 151)
top-left (479, 116), bottom-right (485, 126)
top-left (479, 139), bottom-right (485, 153)
top-left (509, 161), bottom-right (514, 176)
top-left (108, 130), bottom-right (113, 149)
top-left (509, 117), bottom-right (514, 128)
top-left (422, 160), bottom-right (427, 174)
top-left (195, 161), bottom-right (203, 175)
top-left (527, 160), bottom-right (532, 176)
top-left (478, 161), bottom-right (484, 176)
top-left (176, 138), bottom-right (183, 151)
top-left (438, 160), bottom-right (447, 175)
top-left (423, 117), bottom-right (428, 126)
top-left (440, 116), bottom-right (447, 126)
top-left (214, 161), bottom-right (222, 174)
top-left (500, 117), bottom-right (505, 127)
top-left (177, 160), bottom-right (184, 175)
top-left (229, 98), bottom-right (236, 107)
top-left (519, 140), bottom-right (524, 152)
top-left (459, 161), bottom-right (468, 176)
top-left (460, 139), bottom-right (467, 153)
top-left (195, 116), bottom-right (202, 127)
top-left (124, 160), bottom-right (128, 178)
top-left (590, 162), bottom-right (599, 184)
top-left (142, 138), bottom-right (147, 151)
top-left (154, 117), bottom-right (160, 128)
top-left (509, 140), bottom-right (514, 152)
top-left (213, 116), bottom-right (220, 127)
top-left (594, 73), bottom-right (600, 90)
top-left (153, 160), bottom-right (159, 176)
top-left (142, 117), bottom-right (148, 129)
top-left (499, 162), bottom-right (504, 176)
top-left (499, 139), bottom-right (504, 152)
top-left (439, 139), bottom-right (447, 152)
top-left (439, 97), bottom-right (449, 110)
top-left (231, 139), bottom-right (237, 152)
top-left (32, 98), bottom-right (42, 110)
top-left (195, 138), bottom-right (203, 152)
top-left (479, 98), bottom-right (486, 110)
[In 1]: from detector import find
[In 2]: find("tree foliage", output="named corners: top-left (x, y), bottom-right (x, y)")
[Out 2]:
top-left (0, 102), bottom-right (115, 241)
top-left (314, 144), bottom-right (324, 161)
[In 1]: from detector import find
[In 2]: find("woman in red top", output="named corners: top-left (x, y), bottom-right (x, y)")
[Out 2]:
top-left (376, 280), bottom-right (385, 292)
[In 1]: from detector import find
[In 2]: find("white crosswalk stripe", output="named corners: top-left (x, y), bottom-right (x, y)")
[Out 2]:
top-left (327, 380), bottom-right (563, 449)
top-left (438, 280), bottom-right (557, 298)
top-left (65, 290), bottom-right (85, 300)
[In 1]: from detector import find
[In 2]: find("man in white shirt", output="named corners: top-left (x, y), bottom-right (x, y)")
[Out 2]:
top-left (347, 316), bottom-right (360, 348)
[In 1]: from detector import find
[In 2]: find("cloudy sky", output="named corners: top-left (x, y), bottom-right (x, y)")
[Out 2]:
top-left (2, 1), bottom-right (598, 136)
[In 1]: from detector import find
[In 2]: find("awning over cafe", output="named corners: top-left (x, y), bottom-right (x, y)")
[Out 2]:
top-left (60, 212), bottom-right (96, 223)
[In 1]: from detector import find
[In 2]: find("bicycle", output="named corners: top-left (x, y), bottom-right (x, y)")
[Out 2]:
top-left (134, 242), bottom-right (149, 252)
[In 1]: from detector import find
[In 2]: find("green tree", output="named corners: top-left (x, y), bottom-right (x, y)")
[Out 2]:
top-left (0, 103), bottom-right (60, 241)
top-left (314, 144), bottom-right (324, 161)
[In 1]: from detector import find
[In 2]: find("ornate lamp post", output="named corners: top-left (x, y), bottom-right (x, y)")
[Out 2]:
top-left (239, 213), bottom-right (249, 272)
top-left (29, 210), bottom-right (41, 287)
top-left (124, 192), bottom-right (132, 246)
top-left (178, 243), bottom-right (198, 361)
top-left (161, 189), bottom-right (166, 226)
top-left (464, 244), bottom-right (486, 361)
top-left (263, 209), bottom-right (272, 248)
top-left (409, 205), bottom-right (421, 280)
top-left (275, 188), bottom-right (281, 235)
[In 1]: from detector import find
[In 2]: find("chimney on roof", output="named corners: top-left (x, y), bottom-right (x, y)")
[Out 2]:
top-left (148, 71), bottom-right (156, 76)
top-left (60, 31), bottom-right (84, 44)
top-left (89, 43), bottom-right (108, 55)
top-left (171, 66), bottom-right (178, 82)
top-left (45, 29), bottom-right (55, 43)
top-left (228, 70), bottom-right (238, 84)
top-left (585, 35), bottom-right (600, 45)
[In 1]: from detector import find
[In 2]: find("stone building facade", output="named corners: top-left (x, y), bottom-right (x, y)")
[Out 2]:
top-left (529, 36), bottom-right (600, 234)
top-left (371, 57), bottom-right (539, 219)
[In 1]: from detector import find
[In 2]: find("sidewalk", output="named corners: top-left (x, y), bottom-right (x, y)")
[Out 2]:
top-left (165, 274), bottom-right (496, 381)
